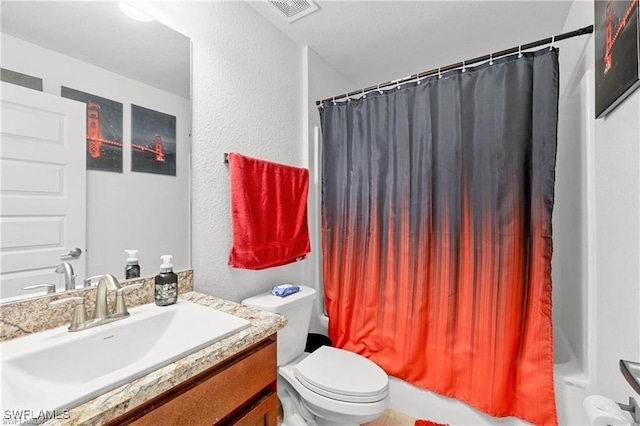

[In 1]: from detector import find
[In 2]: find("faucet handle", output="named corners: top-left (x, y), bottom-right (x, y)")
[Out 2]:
top-left (114, 283), bottom-right (144, 318)
top-left (83, 275), bottom-right (103, 288)
top-left (48, 297), bottom-right (88, 332)
top-left (23, 283), bottom-right (56, 294)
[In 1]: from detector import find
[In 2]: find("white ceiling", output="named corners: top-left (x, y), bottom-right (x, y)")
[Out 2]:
top-left (248, 0), bottom-right (576, 89)
top-left (0, 1), bottom-right (190, 99)
top-left (1, 1), bottom-right (578, 102)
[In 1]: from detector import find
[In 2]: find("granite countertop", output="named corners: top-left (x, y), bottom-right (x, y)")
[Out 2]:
top-left (46, 291), bottom-right (287, 426)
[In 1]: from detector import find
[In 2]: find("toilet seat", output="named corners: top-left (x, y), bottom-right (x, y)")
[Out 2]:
top-left (279, 357), bottom-right (389, 424)
top-left (293, 346), bottom-right (389, 403)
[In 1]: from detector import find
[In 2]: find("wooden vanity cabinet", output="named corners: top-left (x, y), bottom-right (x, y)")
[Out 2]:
top-left (108, 335), bottom-right (278, 426)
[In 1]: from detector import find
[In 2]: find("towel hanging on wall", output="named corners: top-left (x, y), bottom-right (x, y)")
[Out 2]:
top-left (227, 152), bottom-right (310, 270)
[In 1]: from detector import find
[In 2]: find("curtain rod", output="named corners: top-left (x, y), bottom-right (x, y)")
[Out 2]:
top-left (315, 25), bottom-right (594, 106)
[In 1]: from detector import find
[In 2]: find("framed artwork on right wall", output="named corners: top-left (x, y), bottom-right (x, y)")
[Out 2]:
top-left (131, 104), bottom-right (177, 176)
top-left (595, 0), bottom-right (640, 118)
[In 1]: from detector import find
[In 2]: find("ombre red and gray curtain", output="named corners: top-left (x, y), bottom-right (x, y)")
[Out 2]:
top-left (319, 48), bottom-right (559, 426)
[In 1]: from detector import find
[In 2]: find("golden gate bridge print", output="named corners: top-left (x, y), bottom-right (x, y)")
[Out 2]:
top-left (87, 101), bottom-right (165, 162)
top-left (604, 0), bottom-right (638, 74)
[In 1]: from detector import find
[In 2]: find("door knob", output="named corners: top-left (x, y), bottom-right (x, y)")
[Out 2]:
top-left (60, 247), bottom-right (82, 259)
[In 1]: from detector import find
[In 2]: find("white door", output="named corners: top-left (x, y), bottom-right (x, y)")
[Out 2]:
top-left (1, 82), bottom-right (86, 300)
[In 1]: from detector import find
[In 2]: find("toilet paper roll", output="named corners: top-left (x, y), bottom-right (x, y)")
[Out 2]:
top-left (583, 395), bottom-right (631, 426)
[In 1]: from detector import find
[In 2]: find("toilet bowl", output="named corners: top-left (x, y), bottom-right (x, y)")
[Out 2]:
top-left (242, 286), bottom-right (389, 425)
top-left (280, 347), bottom-right (389, 425)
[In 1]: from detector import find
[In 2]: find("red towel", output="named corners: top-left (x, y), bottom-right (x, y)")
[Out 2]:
top-left (227, 153), bottom-right (310, 270)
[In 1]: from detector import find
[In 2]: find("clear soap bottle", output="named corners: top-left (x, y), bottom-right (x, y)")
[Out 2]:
top-left (124, 249), bottom-right (140, 279)
top-left (155, 254), bottom-right (177, 306)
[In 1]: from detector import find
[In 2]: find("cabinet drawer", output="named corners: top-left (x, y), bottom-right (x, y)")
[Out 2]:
top-left (232, 393), bottom-right (278, 426)
top-left (130, 340), bottom-right (276, 425)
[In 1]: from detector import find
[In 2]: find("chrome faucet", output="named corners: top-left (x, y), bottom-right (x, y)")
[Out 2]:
top-left (55, 262), bottom-right (76, 290)
top-left (94, 274), bottom-right (121, 320)
top-left (48, 274), bottom-right (142, 332)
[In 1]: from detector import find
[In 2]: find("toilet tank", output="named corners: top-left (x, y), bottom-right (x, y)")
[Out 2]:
top-left (242, 286), bottom-right (317, 366)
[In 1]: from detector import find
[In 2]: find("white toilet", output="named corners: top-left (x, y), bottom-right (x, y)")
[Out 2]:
top-left (242, 286), bottom-right (389, 426)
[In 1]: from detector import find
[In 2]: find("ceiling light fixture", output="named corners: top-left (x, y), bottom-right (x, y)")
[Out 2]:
top-left (118, 1), bottom-right (154, 22)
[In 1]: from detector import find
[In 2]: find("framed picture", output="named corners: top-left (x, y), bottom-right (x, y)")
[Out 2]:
top-left (131, 104), bottom-right (176, 176)
top-left (595, 0), bottom-right (640, 118)
top-left (61, 87), bottom-right (123, 172)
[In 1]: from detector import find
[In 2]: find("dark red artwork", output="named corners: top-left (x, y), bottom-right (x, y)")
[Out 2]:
top-left (595, 0), bottom-right (640, 117)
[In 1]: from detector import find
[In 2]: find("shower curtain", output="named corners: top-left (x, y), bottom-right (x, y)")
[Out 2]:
top-left (319, 48), bottom-right (559, 426)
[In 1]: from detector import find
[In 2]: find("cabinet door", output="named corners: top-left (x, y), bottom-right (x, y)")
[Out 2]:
top-left (233, 393), bottom-right (278, 426)
top-left (128, 341), bottom-right (276, 425)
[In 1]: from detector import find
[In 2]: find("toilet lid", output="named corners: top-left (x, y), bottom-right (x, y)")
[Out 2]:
top-left (293, 346), bottom-right (389, 403)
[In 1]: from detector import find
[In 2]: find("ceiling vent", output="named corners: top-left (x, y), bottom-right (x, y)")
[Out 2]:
top-left (268, 0), bottom-right (319, 23)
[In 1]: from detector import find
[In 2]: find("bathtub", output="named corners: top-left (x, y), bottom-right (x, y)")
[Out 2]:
top-left (388, 327), bottom-right (590, 425)
top-left (553, 327), bottom-right (591, 425)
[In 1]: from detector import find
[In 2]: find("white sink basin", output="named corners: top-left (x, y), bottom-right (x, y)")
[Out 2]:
top-left (1, 300), bottom-right (250, 411)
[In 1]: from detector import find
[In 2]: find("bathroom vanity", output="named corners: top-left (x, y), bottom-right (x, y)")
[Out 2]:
top-left (108, 334), bottom-right (278, 425)
top-left (68, 292), bottom-right (284, 425)
top-left (0, 276), bottom-right (287, 426)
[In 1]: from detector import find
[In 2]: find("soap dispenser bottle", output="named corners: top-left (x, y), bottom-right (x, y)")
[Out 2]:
top-left (124, 249), bottom-right (140, 279)
top-left (155, 254), bottom-right (177, 306)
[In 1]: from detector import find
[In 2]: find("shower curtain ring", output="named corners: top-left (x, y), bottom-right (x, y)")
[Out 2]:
top-left (362, 88), bottom-right (366, 98)
top-left (346, 93), bottom-right (351, 102)
top-left (489, 53), bottom-right (494, 65)
top-left (416, 73), bottom-right (421, 84)
top-left (377, 83), bottom-right (382, 94)
top-left (332, 96), bottom-right (336, 105)
top-left (518, 45), bottom-right (523, 58)
top-left (550, 35), bottom-right (555, 51)
top-left (462, 60), bottom-right (466, 72)
top-left (438, 67), bottom-right (442, 79)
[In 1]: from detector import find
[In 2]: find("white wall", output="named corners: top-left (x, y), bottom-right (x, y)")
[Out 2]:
top-left (143, 1), bottom-right (307, 302)
top-left (550, 3), bottom-right (597, 424)
top-left (141, 2), bottom-right (354, 312)
top-left (554, 0), bottom-right (595, 378)
top-left (593, 68), bottom-right (640, 398)
top-left (302, 46), bottom-right (355, 334)
top-left (557, 0), bottom-right (640, 414)
top-left (1, 34), bottom-right (191, 281)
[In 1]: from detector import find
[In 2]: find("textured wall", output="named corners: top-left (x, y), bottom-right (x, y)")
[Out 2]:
top-left (558, 0), bottom-right (640, 409)
top-left (146, 2), bottom-right (305, 302)
top-left (593, 90), bottom-right (640, 398)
